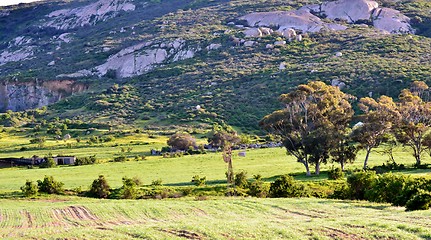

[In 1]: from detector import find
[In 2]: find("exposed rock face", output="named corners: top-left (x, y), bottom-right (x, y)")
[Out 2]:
top-left (0, 36), bottom-right (35, 66)
top-left (0, 80), bottom-right (88, 112)
top-left (59, 39), bottom-right (198, 78)
top-left (0, 47), bottom-right (34, 66)
top-left (43, 0), bottom-right (136, 30)
top-left (304, 0), bottom-right (378, 23)
top-left (373, 8), bottom-right (413, 34)
top-left (240, 9), bottom-right (346, 33)
top-left (57, 33), bottom-right (73, 43)
top-left (206, 43), bottom-right (222, 50)
top-left (239, 0), bottom-right (413, 34)
top-left (243, 28), bottom-right (262, 37)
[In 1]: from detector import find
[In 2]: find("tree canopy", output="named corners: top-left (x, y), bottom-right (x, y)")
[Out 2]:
top-left (260, 81), bottom-right (354, 175)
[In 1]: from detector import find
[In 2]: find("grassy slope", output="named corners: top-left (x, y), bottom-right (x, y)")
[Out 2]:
top-left (0, 197), bottom-right (430, 239)
top-left (2, 0), bottom-right (431, 132)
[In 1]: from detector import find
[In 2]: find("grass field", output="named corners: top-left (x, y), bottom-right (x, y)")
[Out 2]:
top-left (1, 145), bottom-right (430, 192)
top-left (0, 197), bottom-right (430, 239)
top-left (1, 128), bottom-right (431, 192)
top-left (1, 129), bottom-right (431, 239)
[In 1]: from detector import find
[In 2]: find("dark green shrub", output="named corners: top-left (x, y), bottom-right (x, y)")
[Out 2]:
top-left (191, 175), bottom-right (206, 186)
top-left (39, 156), bottom-right (57, 168)
top-left (248, 175), bottom-right (269, 198)
top-left (234, 171), bottom-right (249, 188)
top-left (120, 177), bottom-right (138, 199)
top-left (365, 173), bottom-right (411, 204)
top-left (37, 176), bottom-right (64, 194)
top-left (20, 180), bottom-right (38, 197)
top-left (346, 171), bottom-right (376, 200)
top-left (75, 155), bottom-right (97, 165)
top-left (406, 190), bottom-right (431, 211)
top-left (114, 155), bottom-right (127, 162)
top-left (225, 187), bottom-right (248, 197)
top-left (89, 175), bottom-right (110, 198)
top-left (328, 167), bottom-right (344, 180)
top-left (151, 179), bottom-right (163, 186)
top-left (182, 187), bottom-right (194, 196)
top-left (330, 182), bottom-right (350, 199)
top-left (269, 175), bottom-right (308, 198)
top-left (393, 178), bottom-right (431, 206)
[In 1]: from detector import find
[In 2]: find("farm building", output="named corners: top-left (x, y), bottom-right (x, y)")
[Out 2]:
top-left (53, 156), bottom-right (76, 165)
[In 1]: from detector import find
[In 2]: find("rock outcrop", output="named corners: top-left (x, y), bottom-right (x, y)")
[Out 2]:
top-left (239, 0), bottom-right (413, 35)
top-left (59, 39), bottom-right (198, 78)
top-left (240, 9), bottom-right (347, 33)
top-left (43, 0), bottom-right (136, 30)
top-left (373, 8), bottom-right (413, 34)
top-left (303, 0), bottom-right (378, 23)
top-left (0, 47), bottom-right (34, 66)
top-left (0, 80), bottom-right (87, 112)
top-left (0, 36), bottom-right (35, 66)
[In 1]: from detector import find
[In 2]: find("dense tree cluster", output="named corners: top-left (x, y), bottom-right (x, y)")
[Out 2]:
top-left (261, 81), bottom-right (431, 175)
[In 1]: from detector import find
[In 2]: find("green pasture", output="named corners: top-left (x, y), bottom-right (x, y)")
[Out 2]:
top-left (0, 197), bottom-right (430, 239)
top-left (0, 131), bottom-right (431, 192)
top-left (1, 129), bottom-right (431, 239)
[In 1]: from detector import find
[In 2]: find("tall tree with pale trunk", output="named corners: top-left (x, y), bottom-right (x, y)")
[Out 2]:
top-left (260, 81), bottom-right (354, 176)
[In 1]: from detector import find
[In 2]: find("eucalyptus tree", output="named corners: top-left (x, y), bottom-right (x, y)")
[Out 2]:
top-left (394, 81), bottom-right (431, 166)
top-left (352, 95), bottom-right (399, 169)
top-left (260, 81), bottom-right (354, 176)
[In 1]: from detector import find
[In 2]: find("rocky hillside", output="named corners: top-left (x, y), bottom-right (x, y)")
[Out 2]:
top-left (0, 0), bottom-right (431, 132)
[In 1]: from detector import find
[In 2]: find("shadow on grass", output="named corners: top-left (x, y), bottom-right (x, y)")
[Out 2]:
top-left (165, 179), bottom-right (226, 187)
top-left (0, 191), bottom-right (22, 199)
top-left (263, 172), bottom-right (330, 182)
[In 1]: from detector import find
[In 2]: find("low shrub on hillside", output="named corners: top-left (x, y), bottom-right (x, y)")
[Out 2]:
top-left (365, 173), bottom-right (411, 204)
top-left (269, 175), bottom-right (309, 198)
top-left (151, 179), bottom-right (163, 186)
top-left (406, 190), bottom-right (431, 211)
top-left (75, 155), bottom-right (97, 165)
top-left (234, 171), bottom-right (249, 188)
top-left (120, 177), bottom-right (139, 199)
top-left (113, 155), bottom-right (127, 162)
top-left (37, 176), bottom-right (64, 194)
top-left (191, 175), bottom-right (206, 186)
top-left (248, 175), bottom-right (269, 198)
top-left (39, 156), bottom-right (57, 168)
top-left (339, 171), bottom-right (431, 211)
top-left (346, 171), bottom-right (376, 200)
top-left (89, 175), bottom-right (110, 198)
top-left (20, 180), bottom-right (38, 197)
top-left (328, 167), bottom-right (344, 180)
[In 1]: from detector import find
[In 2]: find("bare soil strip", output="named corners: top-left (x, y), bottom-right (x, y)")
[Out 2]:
top-left (162, 229), bottom-right (204, 240)
top-left (18, 211), bottom-right (34, 229)
top-left (323, 227), bottom-right (365, 240)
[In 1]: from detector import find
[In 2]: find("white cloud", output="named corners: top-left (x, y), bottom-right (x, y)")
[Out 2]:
top-left (0, 0), bottom-right (44, 7)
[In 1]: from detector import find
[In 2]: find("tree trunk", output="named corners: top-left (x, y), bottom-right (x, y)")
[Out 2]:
top-left (340, 161), bottom-right (345, 171)
top-left (227, 159), bottom-right (234, 185)
top-left (315, 162), bottom-right (320, 175)
top-left (414, 142), bottom-right (421, 166)
top-left (298, 158), bottom-right (311, 176)
top-left (415, 153), bottom-right (421, 167)
top-left (363, 147), bottom-right (371, 170)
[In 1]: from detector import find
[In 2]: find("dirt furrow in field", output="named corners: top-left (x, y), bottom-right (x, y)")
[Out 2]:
top-left (69, 206), bottom-right (98, 221)
top-left (161, 229), bottom-right (205, 240)
top-left (321, 227), bottom-right (365, 240)
top-left (18, 211), bottom-right (34, 229)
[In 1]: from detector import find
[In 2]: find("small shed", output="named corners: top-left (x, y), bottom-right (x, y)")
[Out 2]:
top-left (54, 156), bottom-right (76, 165)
